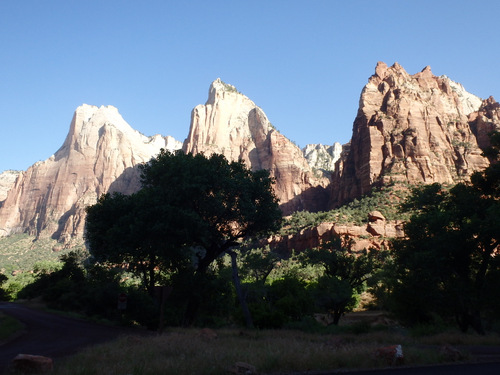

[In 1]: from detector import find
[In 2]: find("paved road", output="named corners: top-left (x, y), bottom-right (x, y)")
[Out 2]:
top-left (332, 362), bottom-right (500, 374)
top-left (2, 302), bottom-right (500, 375)
top-left (0, 302), bottom-right (148, 373)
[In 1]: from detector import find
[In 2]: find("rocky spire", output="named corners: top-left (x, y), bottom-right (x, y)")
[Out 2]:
top-left (184, 79), bottom-right (330, 214)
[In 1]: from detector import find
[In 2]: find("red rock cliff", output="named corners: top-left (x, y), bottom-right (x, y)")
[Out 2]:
top-left (330, 62), bottom-right (497, 207)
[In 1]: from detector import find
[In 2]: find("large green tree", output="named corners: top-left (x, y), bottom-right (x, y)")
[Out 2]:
top-left (389, 132), bottom-right (500, 334)
top-left (85, 150), bottom-right (282, 324)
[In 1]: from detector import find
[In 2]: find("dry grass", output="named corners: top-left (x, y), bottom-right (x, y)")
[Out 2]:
top-left (50, 326), bottom-right (494, 375)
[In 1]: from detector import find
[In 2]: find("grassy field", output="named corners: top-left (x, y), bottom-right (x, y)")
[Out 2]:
top-left (51, 321), bottom-right (500, 375)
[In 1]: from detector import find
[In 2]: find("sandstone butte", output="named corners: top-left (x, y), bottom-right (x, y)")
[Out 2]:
top-left (0, 62), bottom-right (499, 249)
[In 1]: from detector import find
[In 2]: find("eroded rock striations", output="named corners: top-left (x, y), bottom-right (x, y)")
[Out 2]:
top-left (469, 96), bottom-right (500, 152)
top-left (0, 105), bottom-right (181, 244)
top-left (183, 78), bottom-right (330, 214)
top-left (330, 62), bottom-right (497, 207)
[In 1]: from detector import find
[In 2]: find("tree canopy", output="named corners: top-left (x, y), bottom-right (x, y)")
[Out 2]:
top-left (138, 150), bottom-right (282, 274)
top-left (85, 150), bottom-right (282, 323)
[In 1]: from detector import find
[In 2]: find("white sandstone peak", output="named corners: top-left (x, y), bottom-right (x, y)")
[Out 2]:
top-left (439, 76), bottom-right (483, 115)
top-left (303, 142), bottom-right (343, 172)
top-left (207, 78), bottom-right (244, 105)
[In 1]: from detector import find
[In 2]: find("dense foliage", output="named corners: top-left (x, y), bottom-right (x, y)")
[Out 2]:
top-left (85, 150), bottom-right (282, 325)
top-left (301, 236), bottom-right (386, 324)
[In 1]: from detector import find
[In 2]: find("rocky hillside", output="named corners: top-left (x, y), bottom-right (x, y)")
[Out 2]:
top-left (329, 62), bottom-right (498, 207)
top-left (0, 105), bottom-right (181, 245)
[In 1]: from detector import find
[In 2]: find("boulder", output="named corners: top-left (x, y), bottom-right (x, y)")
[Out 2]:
top-left (374, 344), bottom-right (404, 366)
top-left (11, 354), bottom-right (53, 374)
top-left (368, 211), bottom-right (385, 222)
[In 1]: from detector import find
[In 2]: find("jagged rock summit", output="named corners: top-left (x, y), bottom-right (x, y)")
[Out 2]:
top-left (183, 78), bottom-right (331, 214)
top-left (330, 62), bottom-right (497, 206)
top-left (0, 104), bottom-right (181, 244)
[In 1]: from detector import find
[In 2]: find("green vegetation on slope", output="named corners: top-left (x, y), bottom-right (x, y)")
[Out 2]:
top-left (282, 183), bottom-right (411, 235)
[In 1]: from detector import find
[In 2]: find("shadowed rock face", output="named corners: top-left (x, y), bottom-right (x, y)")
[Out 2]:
top-left (329, 62), bottom-right (498, 207)
top-left (0, 104), bottom-right (181, 244)
top-left (183, 78), bottom-right (330, 214)
top-left (469, 96), bottom-right (500, 152)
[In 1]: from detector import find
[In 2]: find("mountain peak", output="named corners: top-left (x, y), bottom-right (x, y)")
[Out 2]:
top-left (207, 79), bottom-right (243, 105)
top-left (0, 104), bottom-right (181, 243)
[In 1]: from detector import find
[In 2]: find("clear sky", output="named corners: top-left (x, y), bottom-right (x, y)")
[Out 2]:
top-left (1, 0), bottom-right (499, 173)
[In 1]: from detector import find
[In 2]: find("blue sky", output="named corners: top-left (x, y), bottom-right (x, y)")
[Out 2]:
top-left (1, 0), bottom-right (499, 173)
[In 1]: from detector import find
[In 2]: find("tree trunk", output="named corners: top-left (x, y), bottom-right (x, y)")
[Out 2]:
top-left (228, 250), bottom-right (253, 329)
top-left (183, 272), bottom-right (202, 327)
top-left (333, 310), bottom-right (342, 326)
top-left (332, 308), bottom-right (343, 325)
top-left (471, 311), bottom-right (485, 335)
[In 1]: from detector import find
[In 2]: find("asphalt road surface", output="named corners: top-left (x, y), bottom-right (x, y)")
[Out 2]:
top-left (2, 302), bottom-right (500, 375)
top-left (335, 362), bottom-right (500, 375)
top-left (0, 302), bottom-right (148, 373)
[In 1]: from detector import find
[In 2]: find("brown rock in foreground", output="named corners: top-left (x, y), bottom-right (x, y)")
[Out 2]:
top-left (266, 214), bottom-right (404, 254)
top-left (11, 354), bottom-right (53, 374)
